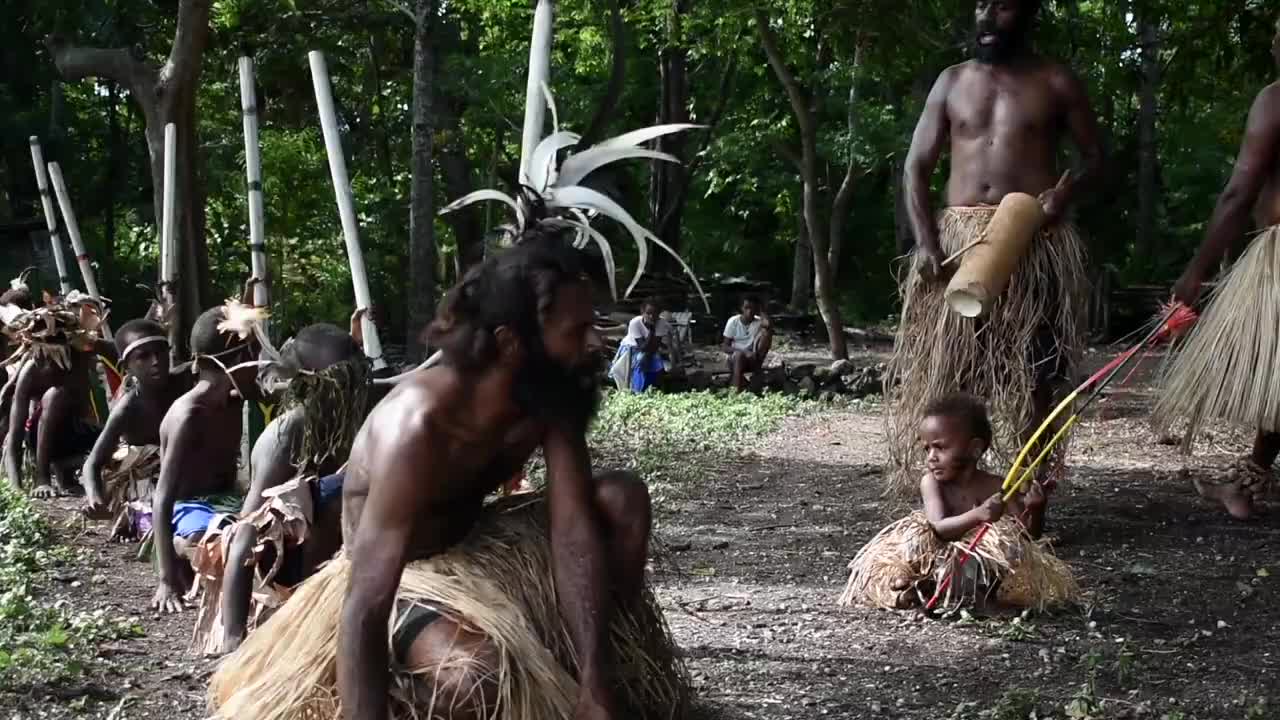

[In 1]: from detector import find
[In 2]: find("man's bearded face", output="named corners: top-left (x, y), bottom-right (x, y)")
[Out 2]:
top-left (974, 0), bottom-right (1032, 64)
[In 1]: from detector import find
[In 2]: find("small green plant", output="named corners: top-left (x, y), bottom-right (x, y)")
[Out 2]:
top-left (0, 484), bottom-right (145, 692)
top-left (1244, 697), bottom-right (1268, 720)
top-left (1113, 640), bottom-right (1137, 688)
top-left (992, 688), bottom-right (1041, 720)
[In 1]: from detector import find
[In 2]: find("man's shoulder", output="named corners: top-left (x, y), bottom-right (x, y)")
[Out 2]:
top-left (1254, 81), bottom-right (1280, 108)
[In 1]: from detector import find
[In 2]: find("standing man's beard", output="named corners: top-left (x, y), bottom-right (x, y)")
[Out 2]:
top-left (974, 24), bottom-right (1026, 64)
top-left (513, 347), bottom-right (602, 433)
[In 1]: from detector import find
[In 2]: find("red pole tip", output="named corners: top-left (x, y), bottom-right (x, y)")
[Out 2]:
top-left (1161, 301), bottom-right (1198, 340)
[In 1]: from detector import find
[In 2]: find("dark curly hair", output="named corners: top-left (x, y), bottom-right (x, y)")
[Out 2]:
top-left (923, 392), bottom-right (993, 448)
top-left (427, 229), bottom-right (588, 371)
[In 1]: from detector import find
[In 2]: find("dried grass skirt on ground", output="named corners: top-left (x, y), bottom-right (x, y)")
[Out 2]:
top-left (1153, 226), bottom-right (1280, 447)
top-left (837, 512), bottom-right (1079, 612)
top-left (103, 443), bottom-right (159, 515)
top-left (207, 493), bottom-right (691, 720)
top-left (885, 207), bottom-right (1088, 496)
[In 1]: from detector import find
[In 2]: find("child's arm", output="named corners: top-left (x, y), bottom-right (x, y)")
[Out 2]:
top-left (921, 473), bottom-right (1005, 541)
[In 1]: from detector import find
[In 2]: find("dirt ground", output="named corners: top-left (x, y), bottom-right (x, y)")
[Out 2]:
top-left (6, 344), bottom-right (1280, 719)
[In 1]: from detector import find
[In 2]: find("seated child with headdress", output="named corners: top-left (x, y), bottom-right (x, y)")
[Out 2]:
top-left (147, 302), bottom-right (266, 615)
top-left (840, 393), bottom-right (1078, 613)
top-left (81, 319), bottom-right (192, 521)
top-left (188, 313), bottom-right (372, 655)
top-left (3, 291), bottom-right (113, 498)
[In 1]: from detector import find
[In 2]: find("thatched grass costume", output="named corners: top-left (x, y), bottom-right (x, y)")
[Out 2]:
top-left (885, 207), bottom-right (1088, 495)
top-left (103, 441), bottom-right (160, 517)
top-left (189, 355), bottom-right (372, 655)
top-left (838, 512), bottom-right (1079, 612)
top-left (207, 492), bottom-right (691, 720)
top-left (1153, 227), bottom-right (1280, 498)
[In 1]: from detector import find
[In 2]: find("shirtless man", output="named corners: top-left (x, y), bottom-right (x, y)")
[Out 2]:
top-left (889, 0), bottom-right (1103, 523)
top-left (152, 306), bottom-right (261, 613)
top-left (80, 319), bottom-right (191, 515)
top-left (1167, 21), bottom-right (1280, 520)
top-left (217, 318), bottom-right (367, 652)
top-left (4, 301), bottom-right (114, 497)
top-left (337, 234), bottom-right (646, 720)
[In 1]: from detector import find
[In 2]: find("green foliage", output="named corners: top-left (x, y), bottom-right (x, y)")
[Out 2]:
top-left (588, 389), bottom-right (817, 486)
top-left (0, 485), bottom-right (144, 691)
top-left (2, 0), bottom-right (1277, 340)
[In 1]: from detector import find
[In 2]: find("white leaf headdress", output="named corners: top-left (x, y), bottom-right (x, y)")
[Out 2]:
top-left (439, 0), bottom-right (709, 312)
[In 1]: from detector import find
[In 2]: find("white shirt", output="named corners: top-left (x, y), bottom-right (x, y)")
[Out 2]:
top-left (723, 315), bottom-right (761, 352)
top-left (621, 316), bottom-right (671, 349)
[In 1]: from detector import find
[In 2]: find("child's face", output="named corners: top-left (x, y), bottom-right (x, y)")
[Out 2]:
top-left (919, 414), bottom-right (983, 483)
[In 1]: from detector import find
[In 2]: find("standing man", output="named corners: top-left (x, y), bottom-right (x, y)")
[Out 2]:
top-left (1155, 18), bottom-right (1280, 520)
top-left (886, 0), bottom-right (1103, 533)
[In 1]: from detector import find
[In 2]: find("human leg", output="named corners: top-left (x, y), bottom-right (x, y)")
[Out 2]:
top-left (399, 608), bottom-right (501, 720)
top-left (593, 470), bottom-right (652, 600)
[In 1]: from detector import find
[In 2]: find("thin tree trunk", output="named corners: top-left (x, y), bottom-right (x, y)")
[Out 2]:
top-left (407, 0), bottom-right (438, 361)
top-left (45, 0), bottom-right (213, 357)
top-left (827, 39), bottom-right (864, 280)
top-left (755, 10), bottom-right (848, 360)
top-left (1136, 6), bottom-right (1160, 258)
top-left (650, 0), bottom-right (690, 266)
top-left (790, 203), bottom-right (812, 309)
top-left (104, 82), bottom-right (119, 279)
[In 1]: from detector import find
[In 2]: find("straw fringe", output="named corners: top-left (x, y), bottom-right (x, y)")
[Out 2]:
top-left (208, 493), bottom-right (690, 720)
top-left (838, 512), bottom-right (1079, 612)
top-left (885, 207), bottom-right (1088, 497)
top-left (102, 443), bottom-right (159, 517)
top-left (1153, 226), bottom-right (1280, 445)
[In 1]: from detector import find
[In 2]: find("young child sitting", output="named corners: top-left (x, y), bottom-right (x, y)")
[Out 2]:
top-left (839, 393), bottom-right (1077, 613)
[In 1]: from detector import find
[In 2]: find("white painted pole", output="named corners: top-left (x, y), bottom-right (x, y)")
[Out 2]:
top-left (47, 162), bottom-right (112, 339)
top-left (160, 123), bottom-right (179, 290)
top-left (308, 50), bottom-right (386, 370)
top-left (518, 0), bottom-right (555, 186)
top-left (239, 57), bottom-right (270, 317)
top-left (28, 137), bottom-right (75, 295)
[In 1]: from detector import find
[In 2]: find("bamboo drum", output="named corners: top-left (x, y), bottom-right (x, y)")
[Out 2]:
top-left (28, 138), bottom-right (75, 295)
top-left (944, 192), bottom-right (1045, 318)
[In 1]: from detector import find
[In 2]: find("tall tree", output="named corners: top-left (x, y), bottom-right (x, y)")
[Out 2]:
top-left (45, 0), bottom-right (213, 353)
top-left (755, 10), bottom-right (848, 359)
top-left (1135, 2), bottom-right (1161, 260)
top-left (407, 0), bottom-right (438, 361)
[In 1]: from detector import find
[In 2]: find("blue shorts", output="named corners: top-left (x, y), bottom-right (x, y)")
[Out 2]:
top-left (316, 471), bottom-right (345, 506)
top-left (171, 502), bottom-right (218, 538)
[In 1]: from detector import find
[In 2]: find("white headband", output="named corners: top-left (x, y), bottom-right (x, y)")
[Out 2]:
top-left (120, 335), bottom-right (168, 364)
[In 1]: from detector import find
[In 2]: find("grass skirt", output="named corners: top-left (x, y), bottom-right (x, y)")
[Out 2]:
top-left (1153, 226), bottom-right (1280, 445)
top-left (838, 512), bottom-right (1080, 612)
top-left (103, 443), bottom-right (159, 517)
top-left (188, 476), bottom-right (316, 656)
top-left (207, 493), bottom-right (690, 720)
top-left (885, 207), bottom-right (1087, 496)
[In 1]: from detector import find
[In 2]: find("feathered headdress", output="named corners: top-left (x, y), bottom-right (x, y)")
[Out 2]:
top-left (1, 292), bottom-right (106, 370)
top-left (439, 0), bottom-right (709, 312)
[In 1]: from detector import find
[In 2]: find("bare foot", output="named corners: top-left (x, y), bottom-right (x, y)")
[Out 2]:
top-left (1190, 460), bottom-right (1267, 520)
top-left (30, 483), bottom-right (58, 499)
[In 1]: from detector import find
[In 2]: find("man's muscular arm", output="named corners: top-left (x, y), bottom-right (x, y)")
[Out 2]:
top-left (1174, 85), bottom-right (1280, 305)
top-left (81, 393), bottom-right (135, 514)
top-left (545, 424), bottom-right (615, 718)
top-left (1044, 66), bottom-right (1103, 222)
top-left (338, 397), bottom-right (432, 720)
top-left (904, 67), bottom-right (955, 277)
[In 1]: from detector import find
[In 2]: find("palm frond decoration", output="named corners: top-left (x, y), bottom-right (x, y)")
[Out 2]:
top-left (439, 85), bottom-right (709, 312)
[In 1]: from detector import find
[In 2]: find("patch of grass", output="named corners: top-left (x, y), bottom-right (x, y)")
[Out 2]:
top-left (587, 390), bottom-right (824, 486)
top-left (0, 484), bottom-right (144, 692)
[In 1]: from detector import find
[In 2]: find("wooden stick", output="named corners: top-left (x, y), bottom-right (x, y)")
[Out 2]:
top-left (942, 237), bottom-right (985, 267)
top-left (46, 162), bottom-right (112, 339)
top-left (160, 123), bottom-right (179, 290)
top-left (28, 138), bottom-right (74, 295)
top-left (308, 51), bottom-right (387, 370)
top-left (239, 57), bottom-right (271, 325)
top-left (518, 0), bottom-right (555, 186)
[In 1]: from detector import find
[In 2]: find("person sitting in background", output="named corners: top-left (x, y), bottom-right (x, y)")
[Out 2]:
top-left (610, 298), bottom-right (671, 393)
top-left (722, 296), bottom-right (773, 392)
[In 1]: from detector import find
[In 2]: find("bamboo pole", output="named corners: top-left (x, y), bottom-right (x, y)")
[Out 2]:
top-left (46, 162), bottom-right (112, 339)
top-left (518, 0), bottom-right (555, 186)
top-left (307, 50), bottom-right (387, 370)
top-left (160, 123), bottom-right (179, 292)
top-left (28, 138), bottom-right (74, 295)
top-left (239, 57), bottom-right (270, 317)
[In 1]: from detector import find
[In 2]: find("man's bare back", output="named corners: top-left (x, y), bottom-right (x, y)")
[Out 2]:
top-left (158, 387), bottom-right (243, 498)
